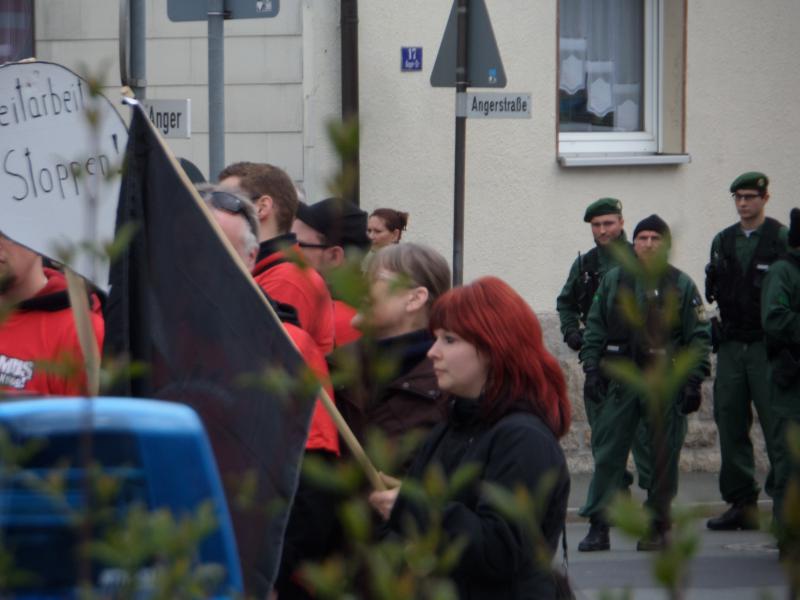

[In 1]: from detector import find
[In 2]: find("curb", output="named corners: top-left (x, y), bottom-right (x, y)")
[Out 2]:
top-left (566, 499), bottom-right (773, 523)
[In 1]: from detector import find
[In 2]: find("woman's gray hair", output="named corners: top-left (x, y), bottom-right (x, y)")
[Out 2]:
top-left (368, 242), bottom-right (451, 306)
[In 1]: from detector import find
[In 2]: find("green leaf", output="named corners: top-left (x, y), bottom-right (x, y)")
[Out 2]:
top-left (338, 498), bottom-right (372, 542)
top-left (607, 493), bottom-right (650, 538)
top-left (445, 463), bottom-right (480, 500)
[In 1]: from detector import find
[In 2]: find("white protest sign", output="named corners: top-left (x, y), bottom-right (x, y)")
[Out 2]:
top-left (0, 61), bottom-right (128, 288)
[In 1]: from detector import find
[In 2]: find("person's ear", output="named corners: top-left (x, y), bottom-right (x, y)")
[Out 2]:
top-left (406, 286), bottom-right (429, 313)
top-left (391, 230), bottom-right (401, 243)
top-left (325, 246), bottom-right (345, 268)
top-left (254, 195), bottom-right (274, 220)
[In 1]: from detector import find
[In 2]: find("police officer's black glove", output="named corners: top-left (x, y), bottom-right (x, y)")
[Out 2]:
top-left (566, 330), bottom-right (583, 351)
top-left (678, 377), bottom-right (703, 415)
top-left (583, 367), bottom-right (607, 404)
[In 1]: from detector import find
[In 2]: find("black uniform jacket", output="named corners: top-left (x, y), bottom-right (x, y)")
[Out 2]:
top-left (387, 398), bottom-right (570, 599)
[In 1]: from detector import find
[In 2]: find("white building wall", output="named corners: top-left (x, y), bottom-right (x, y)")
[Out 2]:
top-left (358, 0), bottom-right (800, 313)
top-left (34, 0), bottom-right (342, 201)
top-left (32, 0), bottom-right (800, 312)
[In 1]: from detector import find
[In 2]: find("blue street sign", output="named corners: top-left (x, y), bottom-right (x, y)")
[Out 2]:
top-left (401, 47), bottom-right (423, 72)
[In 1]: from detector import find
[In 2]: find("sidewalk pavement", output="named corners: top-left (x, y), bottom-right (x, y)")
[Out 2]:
top-left (565, 471), bottom-right (791, 599)
top-left (567, 471), bottom-right (771, 520)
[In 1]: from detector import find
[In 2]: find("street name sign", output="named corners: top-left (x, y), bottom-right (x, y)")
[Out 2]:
top-left (142, 99), bottom-right (191, 138)
top-left (0, 61), bottom-right (127, 288)
top-left (430, 0), bottom-right (506, 88)
top-left (457, 92), bottom-right (531, 119)
top-left (168, 0), bottom-right (279, 21)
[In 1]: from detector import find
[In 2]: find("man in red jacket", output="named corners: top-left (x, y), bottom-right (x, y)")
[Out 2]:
top-left (200, 187), bottom-right (339, 454)
top-left (0, 234), bottom-right (104, 396)
top-left (218, 162), bottom-right (335, 356)
top-left (292, 197), bottom-right (371, 347)
top-left (201, 187), bottom-right (342, 598)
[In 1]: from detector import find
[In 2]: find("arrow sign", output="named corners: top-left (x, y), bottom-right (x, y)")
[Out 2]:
top-left (430, 0), bottom-right (506, 88)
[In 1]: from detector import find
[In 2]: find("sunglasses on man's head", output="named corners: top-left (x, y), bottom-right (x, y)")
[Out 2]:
top-left (206, 191), bottom-right (259, 238)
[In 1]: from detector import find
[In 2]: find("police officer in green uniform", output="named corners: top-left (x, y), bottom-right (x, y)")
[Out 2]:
top-left (578, 215), bottom-right (710, 551)
top-left (557, 198), bottom-right (629, 351)
top-left (705, 172), bottom-right (787, 531)
top-left (761, 207), bottom-right (800, 563)
top-left (557, 198), bottom-right (652, 542)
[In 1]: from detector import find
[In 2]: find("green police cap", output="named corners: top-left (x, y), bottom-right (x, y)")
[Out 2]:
top-left (583, 197), bottom-right (623, 223)
top-left (729, 171), bottom-right (769, 194)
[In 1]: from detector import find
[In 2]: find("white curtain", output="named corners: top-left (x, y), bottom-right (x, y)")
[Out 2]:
top-left (559, 0), bottom-right (644, 130)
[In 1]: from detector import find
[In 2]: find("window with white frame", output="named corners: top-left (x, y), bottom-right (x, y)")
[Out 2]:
top-left (0, 0), bottom-right (34, 65)
top-left (558, 0), bottom-right (659, 156)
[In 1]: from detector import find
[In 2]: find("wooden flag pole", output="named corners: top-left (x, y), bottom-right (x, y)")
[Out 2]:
top-left (64, 269), bottom-right (101, 397)
top-left (316, 386), bottom-right (387, 491)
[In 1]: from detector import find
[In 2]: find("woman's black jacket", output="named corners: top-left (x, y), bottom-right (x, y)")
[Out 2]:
top-left (387, 398), bottom-right (570, 599)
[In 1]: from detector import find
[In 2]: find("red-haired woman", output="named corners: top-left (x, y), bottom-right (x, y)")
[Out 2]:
top-left (369, 276), bottom-right (571, 599)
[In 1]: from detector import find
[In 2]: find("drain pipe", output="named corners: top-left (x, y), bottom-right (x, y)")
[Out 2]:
top-left (340, 0), bottom-right (360, 206)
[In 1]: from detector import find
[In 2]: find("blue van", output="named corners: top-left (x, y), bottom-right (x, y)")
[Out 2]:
top-left (0, 397), bottom-right (243, 598)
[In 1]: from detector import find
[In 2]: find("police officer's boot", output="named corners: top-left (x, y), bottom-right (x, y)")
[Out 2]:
top-left (637, 519), bottom-right (669, 552)
top-left (578, 515), bottom-right (610, 552)
top-left (706, 500), bottom-right (759, 531)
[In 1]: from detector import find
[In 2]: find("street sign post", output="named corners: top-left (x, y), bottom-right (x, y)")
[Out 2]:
top-left (165, 0), bottom-right (280, 179)
top-left (431, 0), bottom-right (511, 284)
top-left (142, 99), bottom-right (191, 138)
top-left (430, 0), bottom-right (506, 88)
top-left (167, 0), bottom-right (279, 21)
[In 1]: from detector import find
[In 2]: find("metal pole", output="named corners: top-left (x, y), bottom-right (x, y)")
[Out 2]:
top-left (208, 0), bottom-right (225, 180)
top-left (452, 0), bottom-right (468, 286)
top-left (340, 0), bottom-right (360, 206)
top-left (130, 0), bottom-right (146, 99)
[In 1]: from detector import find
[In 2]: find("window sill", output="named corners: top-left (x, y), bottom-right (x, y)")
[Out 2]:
top-left (557, 153), bottom-right (691, 167)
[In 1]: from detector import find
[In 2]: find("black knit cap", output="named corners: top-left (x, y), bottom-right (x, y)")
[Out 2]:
top-left (789, 208), bottom-right (800, 248)
top-left (633, 214), bottom-right (671, 240)
top-left (296, 197), bottom-right (371, 250)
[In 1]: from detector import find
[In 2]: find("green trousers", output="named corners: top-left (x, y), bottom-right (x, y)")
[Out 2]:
top-left (580, 381), bottom-right (687, 524)
top-left (767, 362), bottom-right (800, 536)
top-left (713, 339), bottom-right (780, 503)
top-left (584, 392), bottom-right (653, 492)
top-left (772, 415), bottom-right (800, 526)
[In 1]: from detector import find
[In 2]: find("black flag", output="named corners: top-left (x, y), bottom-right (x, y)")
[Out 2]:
top-left (104, 103), bottom-right (315, 596)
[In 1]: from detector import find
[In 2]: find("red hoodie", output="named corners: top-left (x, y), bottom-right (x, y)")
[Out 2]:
top-left (0, 268), bottom-right (105, 396)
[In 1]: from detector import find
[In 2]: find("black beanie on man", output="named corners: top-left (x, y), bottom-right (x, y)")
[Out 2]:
top-left (789, 208), bottom-right (800, 249)
top-left (633, 214), bottom-right (671, 240)
top-left (296, 198), bottom-right (371, 251)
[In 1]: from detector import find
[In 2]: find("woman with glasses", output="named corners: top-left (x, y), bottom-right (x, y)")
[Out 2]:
top-left (368, 276), bottom-right (572, 599)
top-left (334, 242), bottom-right (451, 463)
